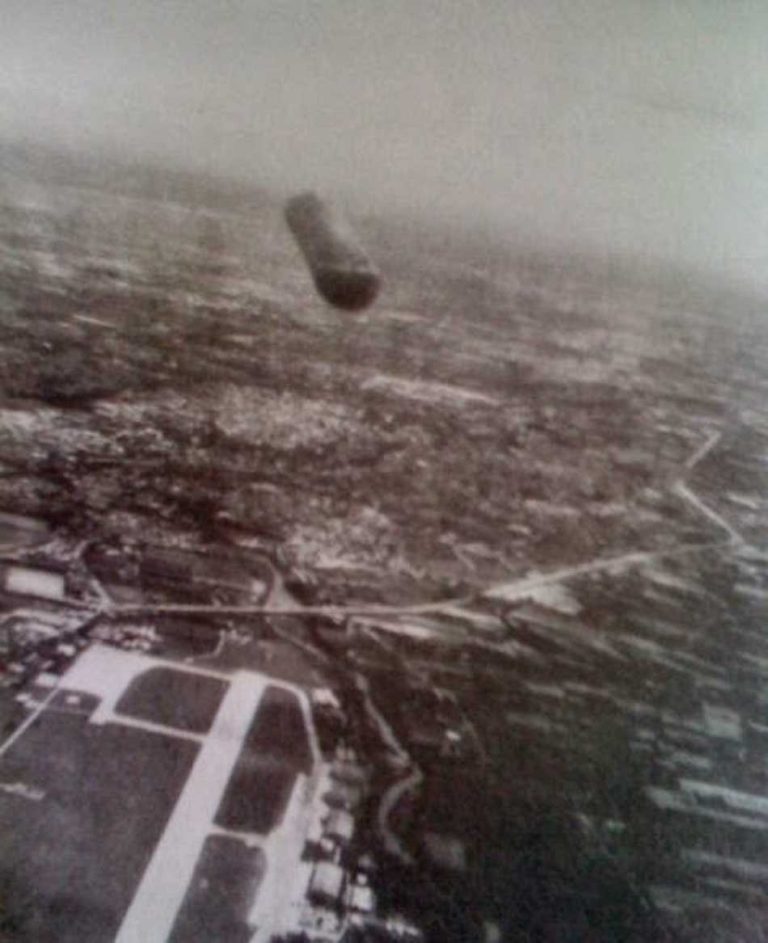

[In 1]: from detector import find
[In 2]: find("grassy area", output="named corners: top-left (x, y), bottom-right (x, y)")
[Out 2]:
top-left (0, 708), bottom-right (198, 942)
top-left (169, 836), bottom-right (265, 943)
top-left (116, 666), bottom-right (228, 733)
top-left (243, 684), bottom-right (313, 773)
top-left (215, 761), bottom-right (297, 834)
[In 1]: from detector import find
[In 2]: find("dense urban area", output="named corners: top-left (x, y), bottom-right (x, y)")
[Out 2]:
top-left (1, 143), bottom-right (768, 941)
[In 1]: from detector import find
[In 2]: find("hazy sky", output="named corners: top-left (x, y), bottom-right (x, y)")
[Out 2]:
top-left (2, 1), bottom-right (768, 283)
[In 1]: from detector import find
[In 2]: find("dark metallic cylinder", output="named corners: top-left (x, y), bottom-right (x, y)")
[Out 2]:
top-left (285, 192), bottom-right (381, 311)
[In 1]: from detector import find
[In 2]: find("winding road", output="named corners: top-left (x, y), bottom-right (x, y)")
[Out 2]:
top-left (4, 425), bottom-right (745, 875)
top-left (101, 427), bottom-right (743, 623)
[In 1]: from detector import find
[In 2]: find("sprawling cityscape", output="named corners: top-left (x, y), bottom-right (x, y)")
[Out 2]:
top-left (0, 143), bottom-right (767, 941)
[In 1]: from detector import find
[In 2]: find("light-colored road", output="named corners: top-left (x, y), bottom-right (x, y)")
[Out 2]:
top-left (101, 535), bottom-right (729, 622)
top-left (0, 421), bottom-right (749, 939)
top-left (486, 428), bottom-right (744, 601)
top-left (378, 767), bottom-right (423, 864)
top-left (102, 428), bottom-right (743, 625)
top-left (36, 426), bottom-right (748, 654)
top-left (0, 681), bottom-right (61, 760)
top-left (354, 668), bottom-right (423, 865)
top-left (673, 480), bottom-right (743, 546)
top-left (115, 673), bottom-right (266, 943)
top-left (356, 673), bottom-right (409, 765)
top-left (673, 428), bottom-right (744, 544)
top-left (249, 772), bottom-right (317, 943)
top-left (683, 429), bottom-right (722, 472)
top-left (483, 538), bottom-right (731, 604)
top-left (104, 596), bottom-right (476, 619)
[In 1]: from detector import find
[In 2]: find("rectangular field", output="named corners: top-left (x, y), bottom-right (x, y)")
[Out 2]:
top-left (0, 710), bottom-right (198, 942)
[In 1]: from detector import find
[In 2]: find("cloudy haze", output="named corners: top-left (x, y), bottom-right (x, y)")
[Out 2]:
top-left (2, 0), bottom-right (767, 284)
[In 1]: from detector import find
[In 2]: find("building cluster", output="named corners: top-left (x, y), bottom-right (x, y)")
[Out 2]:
top-left (0, 517), bottom-right (423, 940)
top-left (91, 620), bottom-right (158, 653)
top-left (0, 551), bottom-right (95, 691)
top-left (274, 744), bottom-right (421, 943)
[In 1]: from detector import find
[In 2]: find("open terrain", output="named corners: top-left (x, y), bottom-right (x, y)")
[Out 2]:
top-left (1, 146), bottom-right (768, 941)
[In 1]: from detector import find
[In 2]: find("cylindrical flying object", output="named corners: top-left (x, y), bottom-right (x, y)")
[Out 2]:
top-left (284, 192), bottom-right (381, 311)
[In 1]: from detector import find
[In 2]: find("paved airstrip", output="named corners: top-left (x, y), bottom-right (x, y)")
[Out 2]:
top-left (0, 644), bottom-right (320, 942)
